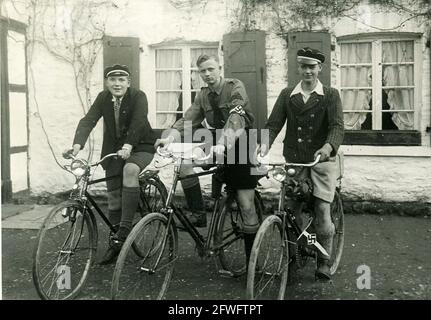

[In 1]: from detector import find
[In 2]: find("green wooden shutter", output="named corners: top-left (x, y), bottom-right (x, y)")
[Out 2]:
top-left (223, 31), bottom-right (267, 129)
top-left (287, 32), bottom-right (331, 87)
top-left (103, 36), bottom-right (140, 88)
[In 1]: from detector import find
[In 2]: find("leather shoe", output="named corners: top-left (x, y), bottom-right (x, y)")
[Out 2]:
top-left (315, 259), bottom-right (331, 281)
top-left (98, 236), bottom-right (124, 265)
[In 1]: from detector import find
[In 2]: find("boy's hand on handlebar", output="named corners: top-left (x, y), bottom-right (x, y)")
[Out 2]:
top-left (314, 143), bottom-right (332, 162)
top-left (117, 144), bottom-right (132, 160)
top-left (154, 136), bottom-right (174, 149)
top-left (72, 144), bottom-right (81, 156)
top-left (211, 144), bottom-right (225, 158)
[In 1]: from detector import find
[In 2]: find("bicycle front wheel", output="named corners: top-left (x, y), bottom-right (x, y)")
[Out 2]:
top-left (246, 215), bottom-right (289, 300)
top-left (138, 176), bottom-right (168, 217)
top-left (32, 201), bottom-right (96, 300)
top-left (214, 191), bottom-right (264, 277)
top-left (111, 212), bottom-right (178, 300)
top-left (329, 190), bottom-right (344, 275)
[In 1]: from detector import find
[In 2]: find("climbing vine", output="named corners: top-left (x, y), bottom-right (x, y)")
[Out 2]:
top-left (234, 0), bottom-right (430, 36)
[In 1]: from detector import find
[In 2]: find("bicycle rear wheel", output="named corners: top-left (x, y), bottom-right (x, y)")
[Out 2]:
top-left (329, 190), bottom-right (344, 275)
top-left (111, 212), bottom-right (178, 300)
top-left (246, 215), bottom-right (289, 300)
top-left (32, 200), bottom-right (96, 300)
top-left (215, 191), bottom-right (264, 277)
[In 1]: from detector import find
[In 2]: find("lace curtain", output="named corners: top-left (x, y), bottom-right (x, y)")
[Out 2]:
top-left (341, 40), bottom-right (415, 130)
top-left (156, 49), bottom-right (182, 128)
top-left (156, 47), bottom-right (219, 128)
top-left (382, 41), bottom-right (414, 130)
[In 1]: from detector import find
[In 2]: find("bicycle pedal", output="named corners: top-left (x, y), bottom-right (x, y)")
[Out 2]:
top-left (218, 269), bottom-right (235, 277)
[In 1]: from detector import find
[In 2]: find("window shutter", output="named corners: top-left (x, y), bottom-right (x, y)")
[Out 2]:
top-left (223, 31), bottom-right (267, 129)
top-left (103, 36), bottom-right (140, 88)
top-left (287, 32), bottom-right (331, 87)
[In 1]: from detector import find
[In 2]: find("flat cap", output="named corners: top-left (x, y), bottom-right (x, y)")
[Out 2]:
top-left (104, 64), bottom-right (130, 78)
top-left (297, 47), bottom-right (325, 65)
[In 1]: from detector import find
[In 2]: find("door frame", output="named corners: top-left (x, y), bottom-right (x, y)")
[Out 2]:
top-left (1, 16), bottom-right (29, 203)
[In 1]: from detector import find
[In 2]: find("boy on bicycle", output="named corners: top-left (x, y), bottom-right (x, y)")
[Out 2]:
top-left (155, 54), bottom-right (260, 267)
top-left (71, 64), bottom-right (157, 265)
top-left (258, 48), bottom-right (344, 280)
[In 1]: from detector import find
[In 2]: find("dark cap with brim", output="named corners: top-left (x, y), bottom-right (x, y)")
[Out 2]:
top-left (104, 64), bottom-right (130, 78)
top-left (297, 47), bottom-right (325, 65)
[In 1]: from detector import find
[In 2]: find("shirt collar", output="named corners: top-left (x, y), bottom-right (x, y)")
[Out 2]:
top-left (112, 95), bottom-right (124, 103)
top-left (290, 79), bottom-right (324, 97)
top-left (208, 77), bottom-right (225, 95)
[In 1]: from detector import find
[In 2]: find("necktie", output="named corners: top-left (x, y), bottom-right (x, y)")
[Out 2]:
top-left (113, 97), bottom-right (121, 138)
top-left (208, 92), bottom-right (223, 128)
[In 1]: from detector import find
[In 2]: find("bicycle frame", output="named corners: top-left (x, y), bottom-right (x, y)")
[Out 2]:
top-left (149, 157), bottom-right (236, 272)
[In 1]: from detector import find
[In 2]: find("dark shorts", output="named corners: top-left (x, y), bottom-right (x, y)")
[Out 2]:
top-left (105, 151), bottom-right (154, 192)
top-left (221, 130), bottom-right (258, 190)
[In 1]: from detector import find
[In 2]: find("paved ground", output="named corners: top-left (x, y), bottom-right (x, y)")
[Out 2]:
top-left (1, 204), bottom-right (431, 300)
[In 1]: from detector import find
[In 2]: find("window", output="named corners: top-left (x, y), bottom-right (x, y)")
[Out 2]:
top-left (154, 44), bottom-right (219, 128)
top-left (338, 33), bottom-right (422, 145)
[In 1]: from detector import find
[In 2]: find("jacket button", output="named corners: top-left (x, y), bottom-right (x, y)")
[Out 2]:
top-left (309, 126), bottom-right (313, 130)
top-left (310, 114), bottom-right (315, 118)
top-left (298, 127), bottom-right (302, 131)
top-left (298, 138), bottom-right (303, 143)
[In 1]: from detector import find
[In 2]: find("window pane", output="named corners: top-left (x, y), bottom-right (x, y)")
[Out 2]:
top-left (7, 31), bottom-right (26, 85)
top-left (9, 92), bottom-right (27, 147)
top-left (340, 43), bottom-right (372, 64)
top-left (342, 89), bottom-right (372, 130)
top-left (383, 88), bottom-right (414, 130)
top-left (156, 113), bottom-right (178, 128)
top-left (383, 65), bottom-right (414, 86)
top-left (344, 112), bottom-right (371, 130)
top-left (156, 92), bottom-right (181, 112)
top-left (156, 49), bottom-right (182, 68)
top-left (156, 71), bottom-right (182, 90)
top-left (10, 152), bottom-right (28, 192)
top-left (382, 41), bottom-right (414, 63)
top-left (341, 66), bottom-right (372, 87)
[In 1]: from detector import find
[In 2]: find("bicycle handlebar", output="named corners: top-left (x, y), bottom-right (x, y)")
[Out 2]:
top-left (62, 149), bottom-right (118, 167)
top-left (156, 145), bottom-right (213, 162)
top-left (255, 151), bottom-right (321, 168)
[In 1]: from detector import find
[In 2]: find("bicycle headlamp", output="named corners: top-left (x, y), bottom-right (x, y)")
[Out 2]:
top-left (287, 168), bottom-right (296, 177)
top-left (272, 167), bottom-right (286, 182)
top-left (71, 159), bottom-right (88, 177)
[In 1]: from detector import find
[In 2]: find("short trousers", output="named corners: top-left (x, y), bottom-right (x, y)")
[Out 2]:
top-left (296, 157), bottom-right (337, 203)
top-left (105, 151), bottom-right (154, 192)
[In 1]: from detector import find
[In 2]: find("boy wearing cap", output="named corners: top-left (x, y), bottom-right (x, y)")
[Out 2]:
top-left (72, 64), bottom-right (157, 265)
top-left (259, 47), bottom-right (344, 280)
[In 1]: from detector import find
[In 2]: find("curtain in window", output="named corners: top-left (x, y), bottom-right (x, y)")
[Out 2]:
top-left (340, 43), bottom-right (372, 130)
top-left (382, 41), bottom-right (414, 130)
top-left (156, 49), bottom-right (182, 128)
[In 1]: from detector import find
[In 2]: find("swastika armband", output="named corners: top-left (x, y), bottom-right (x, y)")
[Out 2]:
top-left (229, 105), bottom-right (246, 116)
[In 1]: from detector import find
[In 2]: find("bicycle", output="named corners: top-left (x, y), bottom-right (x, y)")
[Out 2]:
top-left (110, 144), bottom-right (265, 300)
top-left (32, 151), bottom-right (167, 300)
top-left (246, 154), bottom-right (345, 300)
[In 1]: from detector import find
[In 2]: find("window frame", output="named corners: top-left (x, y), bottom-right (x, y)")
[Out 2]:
top-left (337, 32), bottom-right (422, 145)
top-left (149, 41), bottom-right (220, 129)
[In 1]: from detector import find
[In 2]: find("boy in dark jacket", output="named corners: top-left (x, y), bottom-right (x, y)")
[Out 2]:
top-left (72, 64), bottom-right (157, 264)
top-left (259, 48), bottom-right (344, 280)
